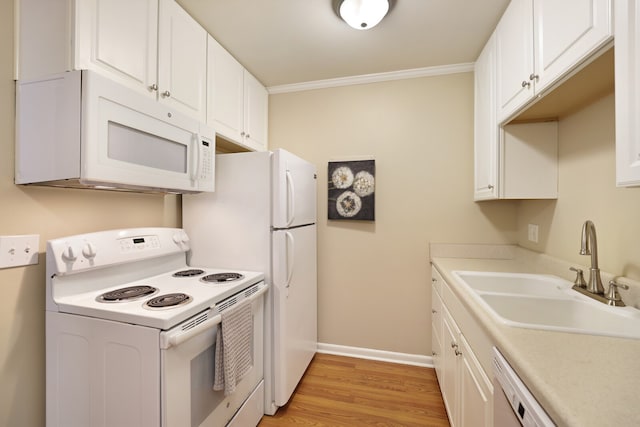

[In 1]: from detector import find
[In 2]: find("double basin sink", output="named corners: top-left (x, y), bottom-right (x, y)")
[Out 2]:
top-left (452, 271), bottom-right (640, 340)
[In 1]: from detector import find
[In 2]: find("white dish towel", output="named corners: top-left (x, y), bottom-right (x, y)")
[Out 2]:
top-left (213, 298), bottom-right (254, 396)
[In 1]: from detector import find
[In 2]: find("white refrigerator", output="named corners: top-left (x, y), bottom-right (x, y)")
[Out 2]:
top-left (182, 149), bottom-right (317, 415)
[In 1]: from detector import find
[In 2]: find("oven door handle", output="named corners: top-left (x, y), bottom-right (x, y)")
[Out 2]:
top-left (161, 314), bottom-right (222, 350)
top-left (160, 283), bottom-right (268, 350)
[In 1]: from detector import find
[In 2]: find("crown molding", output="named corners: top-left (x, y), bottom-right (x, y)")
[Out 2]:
top-left (267, 62), bottom-right (474, 94)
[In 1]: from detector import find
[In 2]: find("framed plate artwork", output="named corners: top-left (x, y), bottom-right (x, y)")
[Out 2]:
top-left (328, 159), bottom-right (375, 221)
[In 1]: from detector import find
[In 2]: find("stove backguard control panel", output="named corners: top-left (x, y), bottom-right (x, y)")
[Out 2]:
top-left (48, 228), bottom-right (190, 275)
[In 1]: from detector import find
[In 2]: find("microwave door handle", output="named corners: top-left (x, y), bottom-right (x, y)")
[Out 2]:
top-left (286, 169), bottom-right (295, 227)
top-left (191, 133), bottom-right (201, 183)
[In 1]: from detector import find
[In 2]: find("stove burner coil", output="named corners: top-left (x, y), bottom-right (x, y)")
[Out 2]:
top-left (172, 269), bottom-right (205, 277)
top-left (201, 272), bottom-right (245, 283)
top-left (97, 286), bottom-right (158, 302)
top-left (145, 293), bottom-right (192, 309)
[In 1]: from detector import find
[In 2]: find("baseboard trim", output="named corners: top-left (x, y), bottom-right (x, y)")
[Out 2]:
top-left (317, 343), bottom-right (434, 368)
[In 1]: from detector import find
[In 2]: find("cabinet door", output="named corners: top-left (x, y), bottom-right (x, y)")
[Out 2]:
top-left (442, 307), bottom-right (460, 427)
top-left (75, 0), bottom-right (158, 94)
top-left (534, 0), bottom-right (612, 92)
top-left (207, 35), bottom-right (245, 143)
top-left (244, 71), bottom-right (269, 151)
top-left (157, 0), bottom-right (207, 121)
top-left (431, 286), bottom-right (444, 383)
top-left (615, 0), bottom-right (640, 186)
top-left (458, 334), bottom-right (493, 427)
top-left (496, 0), bottom-right (534, 123)
top-left (474, 32), bottom-right (499, 200)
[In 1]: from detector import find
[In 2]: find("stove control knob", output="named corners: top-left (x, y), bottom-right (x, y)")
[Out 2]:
top-left (82, 243), bottom-right (97, 260)
top-left (61, 245), bottom-right (78, 263)
top-left (173, 232), bottom-right (190, 245)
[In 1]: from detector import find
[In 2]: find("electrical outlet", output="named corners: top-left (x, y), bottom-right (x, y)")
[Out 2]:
top-left (527, 224), bottom-right (539, 243)
top-left (0, 235), bottom-right (39, 269)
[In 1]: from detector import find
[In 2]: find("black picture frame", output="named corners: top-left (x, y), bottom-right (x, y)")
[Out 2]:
top-left (328, 159), bottom-right (375, 221)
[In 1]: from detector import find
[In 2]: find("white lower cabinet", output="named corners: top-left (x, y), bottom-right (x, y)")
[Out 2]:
top-left (458, 333), bottom-right (492, 427)
top-left (431, 266), bottom-right (493, 427)
top-left (431, 286), bottom-right (444, 382)
top-left (442, 306), bottom-right (461, 425)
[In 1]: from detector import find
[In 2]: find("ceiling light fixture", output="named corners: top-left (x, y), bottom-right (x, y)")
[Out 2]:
top-left (334, 0), bottom-right (392, 30)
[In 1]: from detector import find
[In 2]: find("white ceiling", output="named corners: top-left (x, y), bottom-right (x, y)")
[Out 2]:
top-left (177, 0), bottom-right (510, 89)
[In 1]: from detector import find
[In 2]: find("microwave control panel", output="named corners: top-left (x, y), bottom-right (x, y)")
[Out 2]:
top-left (200, 140), bottom-right (213, 181)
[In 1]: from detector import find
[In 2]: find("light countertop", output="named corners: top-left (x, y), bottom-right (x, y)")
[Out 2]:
top-left (430, 244), bottom-right (640, 427)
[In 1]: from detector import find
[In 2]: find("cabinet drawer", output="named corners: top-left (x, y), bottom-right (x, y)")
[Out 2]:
top-left (431, 265), bottom-right (445, 297)
top-left (442, 277), bottom-right (493, 376)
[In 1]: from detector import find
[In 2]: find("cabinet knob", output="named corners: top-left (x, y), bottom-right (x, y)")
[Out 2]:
top-left (241, 131), bottom-right (246, 137)
top-left (432, 309), bottom-right (437, 314)
top-left (521, 80), bottom-right (531, 88)
top-left (487, 184), bottom-right (494, 190)
top-left (455, 349), bottom-right (463, 356)
top-left (451, 341), bottom-right (458, 349)
top-left (149, 83), bottom-right (158, 92)
top-left (161, 90), bottom-right (171, 98)
top-left (529, 73), bottom-right (539, 81)
top-left (246, 133), bottom-right (250, 139)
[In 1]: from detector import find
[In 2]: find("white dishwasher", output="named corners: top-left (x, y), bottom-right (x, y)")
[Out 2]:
top-left (492, 347), bottom-right (556, 427)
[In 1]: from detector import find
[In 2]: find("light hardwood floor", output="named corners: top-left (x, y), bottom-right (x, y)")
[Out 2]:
top-left (258, 353), bottom-right (450, 426)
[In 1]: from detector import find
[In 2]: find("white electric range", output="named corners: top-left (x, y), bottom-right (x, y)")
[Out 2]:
top-left (46, 227), bottom-right (267, 427)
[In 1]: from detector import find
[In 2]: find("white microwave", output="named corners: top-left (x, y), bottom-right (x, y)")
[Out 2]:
top-left (15, 70), bottom-right (215, 194)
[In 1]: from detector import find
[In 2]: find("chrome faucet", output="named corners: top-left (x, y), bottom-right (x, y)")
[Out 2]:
top-left (579, 220), bottom-right (604, 295)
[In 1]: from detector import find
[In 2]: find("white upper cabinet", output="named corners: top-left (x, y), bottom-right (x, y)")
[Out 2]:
top-left (157, 0), bottom-right (207, 121)
top-left (243, 72), bottom-right (269, 151)
top-left (17, 0), bottom-right (207, 121)
top-left (207, 36), bottom-right (269, 151)
top-left (75, 0), bottom-right (158, 93)
top-left (496, 0), bottom-right (613, 123)
top-left (496, 0), bottom-right (535, 123)
top-left (475, 31), bottom-right (558, 200)
top-left (534, 0), bottom-right (612, 91)
top-left (615, 0), bottom-right (640, 187)
top-left (474, 32), bottom-right (499, 201)
top-left (207, 36), bottom-right (245, 144)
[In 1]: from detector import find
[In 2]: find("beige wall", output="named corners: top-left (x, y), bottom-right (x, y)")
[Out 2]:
top-left (517, 91), bottom-right (640, 281)
top-left (269, 74), bottom-right (518, 356)
top-left (0, 2), bottom-right (181, 426)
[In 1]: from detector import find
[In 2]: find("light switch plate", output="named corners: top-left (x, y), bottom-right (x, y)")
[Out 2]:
top-left (0, 235), bottom-right (39, 269)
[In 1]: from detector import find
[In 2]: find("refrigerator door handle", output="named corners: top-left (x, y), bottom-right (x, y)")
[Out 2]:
top-left (286, 169), bottom-right (296, 227)
top-left (285, 231), bottom-right (294, 288)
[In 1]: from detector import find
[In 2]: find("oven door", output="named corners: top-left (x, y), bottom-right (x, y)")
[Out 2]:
top-left (160, 284), bottom-right (266, 427)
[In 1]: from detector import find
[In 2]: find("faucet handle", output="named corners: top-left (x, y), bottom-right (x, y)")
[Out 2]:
top-left (605, 280), bottom-right (629, 307)
top-left (570, 267), bottom-right (586, 288)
